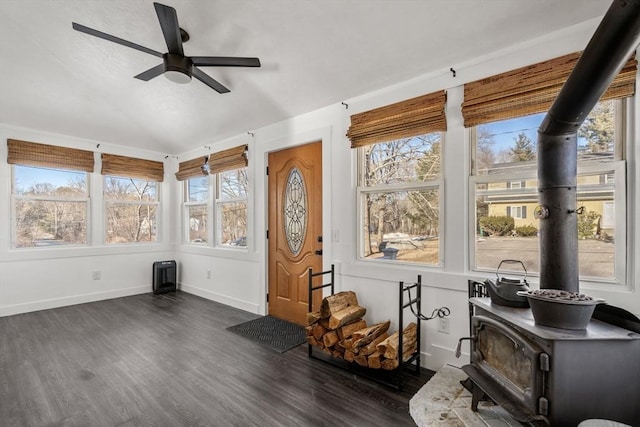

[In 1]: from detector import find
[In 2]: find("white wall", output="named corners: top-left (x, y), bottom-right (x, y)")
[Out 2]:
top-left (2, 17), bottom-right (639, 372)
top-left (0, 125), bottom-right (174, 317)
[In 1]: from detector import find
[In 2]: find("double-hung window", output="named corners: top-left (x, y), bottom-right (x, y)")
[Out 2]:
top-left (101, 153), bottom-right (163, 244)
top-left (8, 139), bottom-right (94, 248)
top-left (177, 146), bottom-right (248, 248)
top-left (216, 167), bottom-right (248, 247)
top-left (176, 156), bottom-right (210, 244)
top-left (347, 91), bottom-right (447, 265)
top-left (465, 51), bottom-right (635, 283)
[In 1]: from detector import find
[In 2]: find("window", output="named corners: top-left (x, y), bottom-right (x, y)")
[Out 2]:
top-left (347, 90), bottom-right (447, 265)
top-left (7, 139), bottom-right (94, 249)
top-left (101, 153), bottom-right (163, 245)
top-left (185, 176), bottom-right (209, 244)
top-left (104, 176), bottom-right (158, 244)
top-left (12, 165), bottom-right (89, 247)
top-left (358, 133), bottom-right (442, 264)
top-left (471, 100), bottom-right (626, 281)
top-left (216, 167), bottom-right (248, 247)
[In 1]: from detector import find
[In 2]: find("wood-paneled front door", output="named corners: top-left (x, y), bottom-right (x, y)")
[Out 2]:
top-left (268, 141), bottom-right (323, 325)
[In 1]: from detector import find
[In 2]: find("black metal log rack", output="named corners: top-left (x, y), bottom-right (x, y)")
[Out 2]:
top-left (307, 265), bottom-right (422, 390)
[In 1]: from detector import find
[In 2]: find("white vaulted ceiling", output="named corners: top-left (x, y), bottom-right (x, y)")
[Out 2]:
top-left (0, 0), bottom-right (610, 155)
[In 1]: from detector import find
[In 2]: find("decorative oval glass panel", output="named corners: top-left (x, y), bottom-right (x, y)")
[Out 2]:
top-left (283, 167), bottom-right (307, 256)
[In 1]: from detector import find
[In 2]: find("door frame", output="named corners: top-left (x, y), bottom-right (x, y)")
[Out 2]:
top-left (260, 127), bottom-right (333, 317)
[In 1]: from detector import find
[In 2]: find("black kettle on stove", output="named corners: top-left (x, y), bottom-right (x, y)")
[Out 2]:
top-left (484, 259), bottom-right (530, 308)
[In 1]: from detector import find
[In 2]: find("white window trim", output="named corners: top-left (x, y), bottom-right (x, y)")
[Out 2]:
top-left (215, 169), bottom-right (248, 249)
top-left (103, 176), bottom-right (160, 245)
top-left (10, 166), bottom-right (90, 249)
top-left (355, 142), bottom-right (444, 268)
top-left (183, 177), bottom-right (211, 245)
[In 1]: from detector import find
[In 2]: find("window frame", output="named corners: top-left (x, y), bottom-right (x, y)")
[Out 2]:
top-left (103, 175), bottom-right (160, 245)
top-left (468, 99), bottom-right (628, 286)
top-left (214, 166), bottom-right (248, 249)
top-left (10, 165), bottom-right (91, 249)
top-left (183, 176), bottom-right (211, 245)
top-left (356, 133), bottom-right (444, 267)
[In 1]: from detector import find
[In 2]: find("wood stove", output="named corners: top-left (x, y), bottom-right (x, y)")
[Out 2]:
top-left (462, 295), bottom-right (640, 426)
top-left (457, 1), bottom-right (640, 425)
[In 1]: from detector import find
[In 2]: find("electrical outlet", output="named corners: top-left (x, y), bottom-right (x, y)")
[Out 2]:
top-left (92, 271), bottom-right (101, 280)
top-left (207, 270), bottom-right (212, 280)
top-left (438, 317), bottom-right (450, 334)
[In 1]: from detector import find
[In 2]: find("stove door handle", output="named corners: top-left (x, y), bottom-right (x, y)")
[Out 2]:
top-left (455, 335), bottom-right (476, 358)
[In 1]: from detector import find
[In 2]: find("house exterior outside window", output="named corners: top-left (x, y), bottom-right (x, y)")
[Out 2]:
top-left (471, 100), bottom-right (626, 282)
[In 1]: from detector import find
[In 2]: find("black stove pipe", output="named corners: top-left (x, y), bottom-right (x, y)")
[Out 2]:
top-left (537, 0), bottom-right (640, 292)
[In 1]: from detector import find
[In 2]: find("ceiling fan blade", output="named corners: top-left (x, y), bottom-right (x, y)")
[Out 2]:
top-left (192, 67), bottom-right (230, 94)
top-left (153, 2), bottom-right (183, 55)
top-left (134, 64), bottom-right (165, 81)
top-left (72, 22), bottom-right (163, 58)
top-left (191, 57), bottom-right (261, 67)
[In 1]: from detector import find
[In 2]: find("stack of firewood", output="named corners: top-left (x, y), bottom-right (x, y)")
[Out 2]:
top-left (306, 291), bottom-right (417, 370)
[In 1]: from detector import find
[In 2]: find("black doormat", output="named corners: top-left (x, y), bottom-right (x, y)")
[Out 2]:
top-left (226, 315), bottom-right (306, 353)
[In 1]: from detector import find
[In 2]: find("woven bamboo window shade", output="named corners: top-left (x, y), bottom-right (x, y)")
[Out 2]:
top-left (101, 153), bottom-right (164, 182)
top-left (175, 156), bottom-right (209, 181)
top-left (462, 51), bottom-right (637, 127)
top-left (346, 90), bottom-right (447, 148)
top-left (7, 139), bottom-right (94, 172)
top-left (209, 144), bottom-right (248, 174)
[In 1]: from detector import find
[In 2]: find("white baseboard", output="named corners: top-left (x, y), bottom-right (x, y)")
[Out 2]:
top-left (0, 285), bottom-right (149, 317)
top-left (179, 283), bottom-right (260, 314)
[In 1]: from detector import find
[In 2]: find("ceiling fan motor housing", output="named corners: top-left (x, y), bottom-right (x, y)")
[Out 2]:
top-left (163, 53), bottom-right (193, 83)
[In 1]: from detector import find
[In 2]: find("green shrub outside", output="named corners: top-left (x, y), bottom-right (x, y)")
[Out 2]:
top-left (478, 216), bottom-right (514, 236)
top-left (515, 224), bottom-right (537, 237)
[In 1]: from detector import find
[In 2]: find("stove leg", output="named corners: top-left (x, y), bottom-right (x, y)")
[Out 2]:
top-left (470, 381), bottom-right (486, 412)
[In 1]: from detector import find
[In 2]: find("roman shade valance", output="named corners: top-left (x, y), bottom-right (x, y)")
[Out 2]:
top-left (209, 144), bottom-right (248, 174)
top-left (346, 90), bottom-right (448, 148)
top-left (175, 156), bottom-right (209, 181)
top-left (101, 153), bottom-right (164, 182)
top-left (7, 139), bottom-right (94, 172)
top-left (462, 51), bottom-right (637, 127)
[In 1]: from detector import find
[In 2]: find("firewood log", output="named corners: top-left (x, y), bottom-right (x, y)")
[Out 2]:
top-left (331, 349), bottom-right (344, 359)
top-left (359, 332), bottom-right (389, 356)
top-left (339, 338), bottom-right (353, 350)
top-left (344, 350), bottom-right (355, 362)
top-left (312, 323), bottom-right (327, 341)
top-left (380, 347), bottom-right (415, 370)
top-left (337, 319), bottom-right (367, 340)
top-left (381, 322), bottom-right (417, 360)
top-left (305, 326), bottom-right (313, 336)
top-left (307, 311), bottom-right (321, 325)
top-left (322, 330), bottom-right (340, 348)
top-left (352, 320), bottom-right (390, 351)
top-left (367, 351), bottom-right (382, 369)
top-left (354, 354), bottom-right (369, 368)
top-left (328, 305), bottom-right (366, 329)
top-left (306, 336), bottom-right (319, 346)
top-left (320, 291), bottom-right (359, 318)
top-left (377, 322), bottom-right (418, 359)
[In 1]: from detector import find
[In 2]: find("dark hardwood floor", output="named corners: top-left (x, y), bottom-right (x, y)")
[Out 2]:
top-left (0, 291), bottom-right (433, 427)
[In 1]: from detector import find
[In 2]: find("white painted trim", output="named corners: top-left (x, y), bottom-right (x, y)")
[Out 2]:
top-left (180, 283), bottom-right (260, 314)
top-left (0, 285), bottom-right (149, 317)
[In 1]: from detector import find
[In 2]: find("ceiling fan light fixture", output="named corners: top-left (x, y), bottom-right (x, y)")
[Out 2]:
top-left (163, 53), bottom-right (193, 84)
top-left (165, 70), bottom-right (191, 84)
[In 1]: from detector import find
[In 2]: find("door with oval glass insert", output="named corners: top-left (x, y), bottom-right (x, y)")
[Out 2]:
top-left (268, 141), bottom-right (322, 325)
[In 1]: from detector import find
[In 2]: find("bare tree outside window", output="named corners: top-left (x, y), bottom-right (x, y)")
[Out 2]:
top-left (13, 166), bottom-right (88, 248)
top-left (104, 176), bottom-right (158, 244)
top-left (360, 133), bottom-right (441, 265)
top-left (217, 168), bottom-right (248, 247)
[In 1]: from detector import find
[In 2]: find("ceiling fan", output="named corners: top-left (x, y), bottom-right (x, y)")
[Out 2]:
top-left (72, 2), bottom-right (261, 93)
